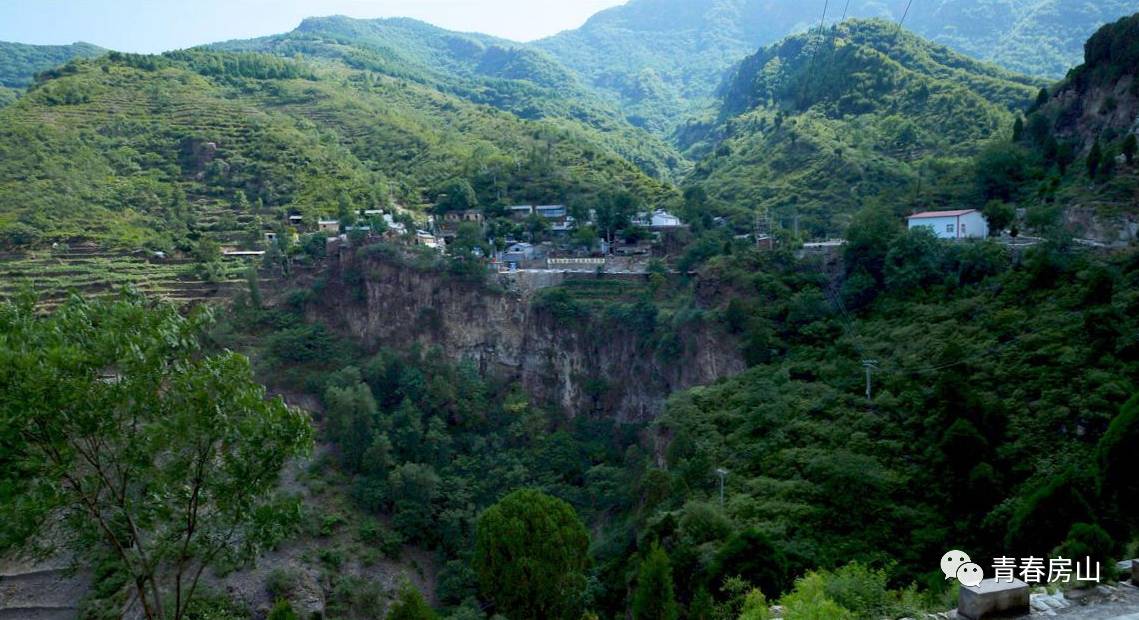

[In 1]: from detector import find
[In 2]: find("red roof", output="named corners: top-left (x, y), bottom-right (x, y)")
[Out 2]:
top-left (908, 209), bottom-right (977, 219)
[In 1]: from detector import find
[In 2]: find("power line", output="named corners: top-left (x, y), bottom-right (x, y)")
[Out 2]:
top-left (898, 0), bottom-right (914, 29)
top-left (840, 0), bottom-right (852, 22)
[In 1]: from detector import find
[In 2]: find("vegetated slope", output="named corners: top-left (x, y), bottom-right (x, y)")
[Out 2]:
top-left (0, 50), bottom-right (673, 250)
top-left (0, 41), bottom-right (105, 107)
top-left (987, 12), bottom-right (1139, 225)
top-left (0, 41), bottom-right (105, 89)
top-left (682, 20), bottom-right (1040, 238)
top-left (211, 16), bottom-right (684, 178)
top-left (534, 0), bottom-right (1139, 137)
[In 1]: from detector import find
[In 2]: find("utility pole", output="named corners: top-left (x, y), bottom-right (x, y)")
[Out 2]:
top-left (715, 468), bottom-right (729, 507)
top-left (862, 359), bottom-right (879, 400)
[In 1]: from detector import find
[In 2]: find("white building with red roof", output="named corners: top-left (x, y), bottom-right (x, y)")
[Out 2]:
top-left (906, 209), bottom-right (989, 240)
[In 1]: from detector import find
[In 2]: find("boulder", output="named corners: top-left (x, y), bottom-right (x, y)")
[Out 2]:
top-left (958, 578), bottom-right (1030, 620)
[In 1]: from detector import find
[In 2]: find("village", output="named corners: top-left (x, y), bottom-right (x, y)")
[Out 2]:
top-left (222, 200), bottom-right (692, 274)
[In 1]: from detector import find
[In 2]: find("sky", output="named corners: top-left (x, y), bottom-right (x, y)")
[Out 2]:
top-left (0, 0), bottom-right (628, 52)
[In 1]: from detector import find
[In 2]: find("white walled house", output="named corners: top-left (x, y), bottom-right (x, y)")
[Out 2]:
top-left (906, 209), bottom-right (988, 240)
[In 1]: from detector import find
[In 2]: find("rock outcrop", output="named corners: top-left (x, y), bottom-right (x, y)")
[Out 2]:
top-left (311, 252), bottom-right (745, 423)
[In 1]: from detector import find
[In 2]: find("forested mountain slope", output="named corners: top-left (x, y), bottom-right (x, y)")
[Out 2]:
top-left (534, 0), bottom-right (1139, 137)
top-left (681, 19), bottom-right (1040, 238)
top-left (985, 12), bottom-right (1139, 226)
top-left (0, 41), bottom-right (104, 106)
top-left (211, 16), bottom-right (684, 178)
top-left (0, 50), bottom-right (672, 250)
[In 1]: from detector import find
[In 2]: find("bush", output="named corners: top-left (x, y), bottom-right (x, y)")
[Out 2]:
top-left (1055, 523), bottom-right (1115, 573)
top-left (779, 572), bottom-right (853, 620)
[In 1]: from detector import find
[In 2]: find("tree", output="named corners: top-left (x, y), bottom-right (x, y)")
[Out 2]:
top-left (324, 381), bottom-right (378, 473)
top-left (1012, 117), bottom-right (1024, 142)
top-left (706, 530), bottom-right (789, 598)
top-left (0, 294), bottom-right (313, 620)
top-left (474, 489), bottom-right (590, 619)
top-left (1098, 394), bottom-right (1139, 533)
top-left (435, 178), bottom-right (478, 213)
top-left (884, 226), bottom-right (944, 293)
top-left (983, 200), bottom-right (1015, 235)
top-left (1035, 87), bottom-right (1049, 108)
top-left (632, 545), bottom-right (679, 620)
top-left (1088, 139), bottom-right (1103, 179)
top-left (386, 581), bottom-right (436, 620)
top-left (843, 205), bottom-right (900, 284)
top-left (595, 191), bottom-right (639, 246)
top-left (1123, 134), bottom-right (1137, 165)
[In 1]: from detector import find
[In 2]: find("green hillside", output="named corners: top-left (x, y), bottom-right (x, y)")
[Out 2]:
top-left (0, 40), bottom-right (104, 89)
top-left (534, 0), bottom-right (1139, 136)
top-left (0, 49), bottom-right (673, 251)
top-left (682, 19), bottom-right (1040, 238)
top-left (211, 16), bottom-right (684, 178)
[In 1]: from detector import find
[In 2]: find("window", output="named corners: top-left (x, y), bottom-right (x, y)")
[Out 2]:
top-left (946, 224), bottom-right (955, 233)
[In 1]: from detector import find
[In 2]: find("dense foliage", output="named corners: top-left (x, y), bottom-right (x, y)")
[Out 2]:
top-left (535, 0), bottom-right (1138, 137)
top-left (211, 16), bottom-right (683, 179)
top-left (0, 48), bottom-right (673, 250)
top-left (0, 293), bottom-right (313, 620)
top-left (0, 40), bottom-right (104, 88)
top-left (682, 20), bottom-right (1038, 238)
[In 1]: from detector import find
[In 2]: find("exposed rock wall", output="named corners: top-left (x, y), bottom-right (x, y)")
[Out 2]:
top-left (311, 254), bottom-right (745, 423)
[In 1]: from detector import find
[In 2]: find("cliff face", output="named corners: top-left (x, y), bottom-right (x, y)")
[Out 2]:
top-left (312, 254), bottom-right (745, 423)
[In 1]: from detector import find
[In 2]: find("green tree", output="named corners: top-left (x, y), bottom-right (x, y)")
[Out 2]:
top-left (474, 489), bottom-right (590, 619)
top-left (245, 264), bottom-right (262, 310)
top-left (386, 581), bottom-right (436, 620)
top-left (0, 294), bottom-right (313, 620)
top-left (324, 381), bottom-right (378, 473)
top-left (595, 191), bottom-right (639, 245)
top-left (1087, 139), bottom-right (1103, 179)
top-left (1123, 134), bottom-right (1137, 165)
top-left (435, 178), bottom-right (478, 213)
top-left (884, 226), bottom-right (944, 292)
top-left (1012, 117), bottom-right (1024, 142)
top-left (267, 599), bottom-right (299, 620)
top-left (982, 200), bottom-right (1015, 235)
top-left (1098, 394), bottom-right (1139, 533)
top-left (632, 545), bottom-right (679, 620)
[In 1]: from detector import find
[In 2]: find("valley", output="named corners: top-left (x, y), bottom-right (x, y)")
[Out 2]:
top-left (1, 2), bottom-right (1139, 620)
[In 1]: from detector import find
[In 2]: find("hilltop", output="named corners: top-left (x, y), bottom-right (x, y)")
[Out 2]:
top-left (534, 0), bottom-right (1139, 137)
top-left (0, 41), bottom-right (104, 105)
top-left (210, 16), bottom-right (684, 179)
top-left (681, 19), bottom-right (1041, 237)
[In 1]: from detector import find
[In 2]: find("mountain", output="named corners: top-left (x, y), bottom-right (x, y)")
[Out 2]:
top-left (974, 12), bottom-right (1139, 228)
top-left (682, 19), bottom-right (1040, 237)
top-left (211, 16), bottom-right (684, 178)
top-left (534, 0), bottom-right (1139, 136)
top-left (0, 41), bottom-right (104, 105)
top-left (0, 41), bottom-right (105, 89)
top-left (0, 49), bottom-right (672, 250)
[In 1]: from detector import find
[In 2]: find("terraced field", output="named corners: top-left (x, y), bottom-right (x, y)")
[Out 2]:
top-left (0, 246), bottom-right (266, 309)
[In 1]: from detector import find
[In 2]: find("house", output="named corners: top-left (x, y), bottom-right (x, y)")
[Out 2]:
top-left (383, 213), bottom-right (407, 235)
top-left (502, 242), bottom-right (536, 263)
top-left (317, 219), bottom-right (340, 235)
top-left (415, 230), bottom-right (444, 252)
top-left (633, 210), bottom-right (684, 229)
top-left (287, 214), bottom-right (305, 227)
top-left (443, 209), bottom-right (484, 225)
top-left (907, 209), bottom-right (988, 240)
top-left (535, 205), bottom-right (567, 219)
top-left (507, 205), bottom-right (534, 219)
